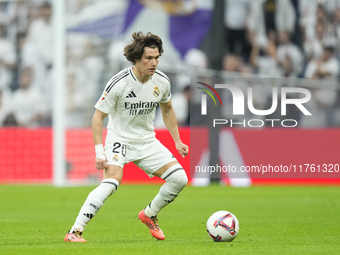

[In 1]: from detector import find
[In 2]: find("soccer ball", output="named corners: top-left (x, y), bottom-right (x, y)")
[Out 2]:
top-left (206, 210), bottom-right (239, 242)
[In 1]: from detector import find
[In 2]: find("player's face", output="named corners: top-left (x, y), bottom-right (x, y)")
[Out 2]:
top-left (136, 47), bottom-right (160, 76)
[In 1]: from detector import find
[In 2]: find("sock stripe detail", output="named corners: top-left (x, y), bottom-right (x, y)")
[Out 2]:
top-left (102, 181), bottom-right (118, 190)
top-left (162, 168), bottom-right (184, 180)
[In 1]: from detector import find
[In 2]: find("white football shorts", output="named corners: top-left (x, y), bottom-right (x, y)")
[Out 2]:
top-left (104, 138), bottom-right (177, 177)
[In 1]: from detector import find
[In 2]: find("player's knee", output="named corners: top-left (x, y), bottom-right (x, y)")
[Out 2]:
top-left (173, 170), bottom-right (188, 190)
top-left (162, 164), bottom-right (188, 191)
top-left (104, 165), bottom-right (123, 184)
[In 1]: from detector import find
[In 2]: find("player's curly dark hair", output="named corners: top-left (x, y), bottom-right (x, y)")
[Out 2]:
top-left (124, 31), bottom-right (164, 65)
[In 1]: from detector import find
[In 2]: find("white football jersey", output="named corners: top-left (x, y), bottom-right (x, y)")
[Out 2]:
top-left (95, 67), bottom-right (171, 142)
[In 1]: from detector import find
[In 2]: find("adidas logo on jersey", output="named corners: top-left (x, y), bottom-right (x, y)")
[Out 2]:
top-left (126, 91), bottom-right (137, 98)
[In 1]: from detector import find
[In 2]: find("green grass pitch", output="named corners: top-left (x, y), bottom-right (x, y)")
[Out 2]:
top-left (0, 184), bottom-right (339, 255)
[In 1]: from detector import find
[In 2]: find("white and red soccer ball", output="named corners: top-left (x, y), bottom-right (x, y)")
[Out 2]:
top-left (206, 211), bottom-right (240, 242)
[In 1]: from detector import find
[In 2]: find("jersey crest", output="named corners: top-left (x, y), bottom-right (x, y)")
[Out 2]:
top-left (153, 87), bottom-right (160, 97)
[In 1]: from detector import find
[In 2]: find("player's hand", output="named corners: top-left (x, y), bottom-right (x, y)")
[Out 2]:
top-left (95, 154), bottom-right (107, 170)
top-left (176, 141), bottom-right (189, 158)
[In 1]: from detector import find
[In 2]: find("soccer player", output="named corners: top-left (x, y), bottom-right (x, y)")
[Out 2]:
top-left (64, 31), bottom-right (189, 242)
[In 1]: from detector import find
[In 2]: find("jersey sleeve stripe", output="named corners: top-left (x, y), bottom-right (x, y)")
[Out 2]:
top-left (155, 71), bottom-right (170, 82)
top-left (106, 73), bottom-right (129, 93)
top-left (129, 68), bottom-right (137, 81)
top-left (105, 70), bottom-right (129, 92)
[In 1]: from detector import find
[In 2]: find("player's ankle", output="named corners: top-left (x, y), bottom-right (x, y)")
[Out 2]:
top-left (144, 206), bottom-right (157, 218)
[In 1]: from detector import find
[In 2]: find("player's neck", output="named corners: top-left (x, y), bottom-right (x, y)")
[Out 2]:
top-left (132, 66), bottom-right (151, 84)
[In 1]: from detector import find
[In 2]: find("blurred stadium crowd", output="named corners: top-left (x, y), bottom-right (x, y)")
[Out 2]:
top-left (0, 0), bottom-right (340, 128)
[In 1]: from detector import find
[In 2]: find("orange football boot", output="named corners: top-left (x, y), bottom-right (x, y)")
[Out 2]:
top-left (138, 209), bottom-right (165, 240)
top-left (64, 229), bottom-right (87, 242)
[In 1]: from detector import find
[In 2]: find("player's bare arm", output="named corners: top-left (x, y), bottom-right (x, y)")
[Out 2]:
top-left (160, 100), bottom-right (189, 157)
top-left (92, 109), bottom-right (108, 170)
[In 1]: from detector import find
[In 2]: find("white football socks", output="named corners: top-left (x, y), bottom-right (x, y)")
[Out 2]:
top-left (71, 178), bottom-right (119, 232)
top-left (144, 164), bottom-right (188, 217)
